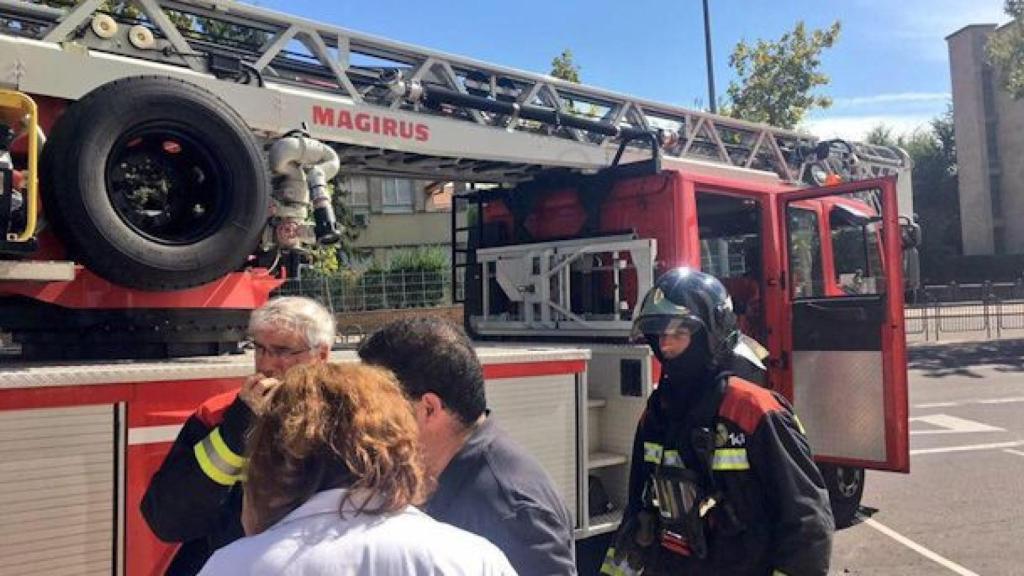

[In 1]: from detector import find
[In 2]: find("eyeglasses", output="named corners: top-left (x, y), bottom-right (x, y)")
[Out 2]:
top-left (245, 340), bottom-right (311, 358)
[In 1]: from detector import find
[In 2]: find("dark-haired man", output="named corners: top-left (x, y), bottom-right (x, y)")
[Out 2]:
top-left (358, 316), bottom-right (576, 576)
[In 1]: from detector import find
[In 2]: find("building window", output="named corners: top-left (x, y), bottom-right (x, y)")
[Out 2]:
top-left (383, 178), bottom-right (415, 213)
top-left (345, 176), bottom-right (370, 214)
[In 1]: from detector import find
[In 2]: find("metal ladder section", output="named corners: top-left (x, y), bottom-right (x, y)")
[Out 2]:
top-left (469, 234), bottom-right (656, 339)
top-left (0, 0), bottom-right (908, 185)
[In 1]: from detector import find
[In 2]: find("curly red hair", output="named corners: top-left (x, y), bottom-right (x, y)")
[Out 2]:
top-left (243, 363), bottom-right (425, 533)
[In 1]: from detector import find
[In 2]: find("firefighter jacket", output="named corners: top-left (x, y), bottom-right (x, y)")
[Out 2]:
top-left (141, 391), bottom-right (252, 576)
top-left (603, 374), bottom-right (834, 576)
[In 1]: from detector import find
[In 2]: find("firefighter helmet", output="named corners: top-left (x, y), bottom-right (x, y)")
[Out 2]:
top-left (631, 267), bottom-right (739, 367)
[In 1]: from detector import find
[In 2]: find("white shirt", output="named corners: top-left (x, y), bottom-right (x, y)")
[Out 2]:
top-left (198, 488), bottom-right (517, 576)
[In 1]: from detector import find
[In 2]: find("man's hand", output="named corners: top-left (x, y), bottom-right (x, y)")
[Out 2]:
top-left (239, 373), bottom-right (281, 415)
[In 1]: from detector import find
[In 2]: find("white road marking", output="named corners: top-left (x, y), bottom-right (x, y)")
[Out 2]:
top-left (864, 518), bottom-right (981, 576)
top-left (909, 414), bottom-right (1004, 435)
top-left (1004, 449), bottom-right (1024, 458)
top-left (912, 439), bottom-right (1024, 455)
top-left (914, 396), bottom-right (1024, 409)
top-left (977, 396), bottom-right (1024, 405)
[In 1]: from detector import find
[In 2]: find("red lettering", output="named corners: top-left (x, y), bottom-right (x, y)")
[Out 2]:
top-left (337, 110), bottom-right (353, 130)
top-left (399, 121), bottom-right (415, 139)
top-left (311, 105), bottom-right (335, 127)
top-left (315, 108), bottom-right (429, 142)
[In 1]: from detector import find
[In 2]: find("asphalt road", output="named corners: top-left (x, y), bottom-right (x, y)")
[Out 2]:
top-left (831, 339), bottom-right (1024, 576)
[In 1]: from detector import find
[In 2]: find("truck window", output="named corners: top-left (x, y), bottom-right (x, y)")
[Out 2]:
top-left (787, 206), bottom-right (825, 299)
top-left (696, 192), bottom-right (764, 341)
top-left (829, 203), bottom-right (885, 296)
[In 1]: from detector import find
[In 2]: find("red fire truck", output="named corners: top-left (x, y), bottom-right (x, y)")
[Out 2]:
top-left (0, 0), bottom-right (913, 573)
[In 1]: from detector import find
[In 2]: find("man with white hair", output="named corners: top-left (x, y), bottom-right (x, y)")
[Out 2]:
top-left (142, 296), bottom-right (334, 576)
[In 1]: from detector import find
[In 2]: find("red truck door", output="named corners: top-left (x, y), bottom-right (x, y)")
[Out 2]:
top-left (775, 177), bottom-right (909, 472)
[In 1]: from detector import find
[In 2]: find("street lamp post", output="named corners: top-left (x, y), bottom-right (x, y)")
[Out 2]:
top-left (702, 0), bottom-right (718, 113)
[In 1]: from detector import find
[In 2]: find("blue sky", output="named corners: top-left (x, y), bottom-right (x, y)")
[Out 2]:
top-left (254, 0), bottom-right (1009, 139)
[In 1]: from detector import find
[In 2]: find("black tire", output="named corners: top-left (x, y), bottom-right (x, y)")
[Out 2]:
top-left (41, 76), bottom-right (269, 291)
top-left (819, 464), bottom-right (865, 528)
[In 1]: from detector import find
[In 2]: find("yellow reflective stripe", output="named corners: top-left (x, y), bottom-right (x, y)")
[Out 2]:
top-left (793, 413), bottom-right (806, 435)
top-left (193, 427), bottom-right (246, 486)
top-left (209, 428), bottom-right (245, 468)
top-left (643, 441), bottom-right (664, 463)
top-left (600, 563), bottom-right (625, 576)
top-left (772, 570), bottom-right (789, 576)
top-left (194, 440), bottom-right (239, 486)
top-left (599, 547), bottom-right (635, 576)
top-left (663, 449), bottom-right (685, 468)
top-left (599, 548), bottom-right (619, 576)
top-left (711, 448), bottom-right (750, 471)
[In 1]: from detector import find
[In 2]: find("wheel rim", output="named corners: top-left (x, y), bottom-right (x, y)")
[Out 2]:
top-left (835, 466), bottom-right (863, 498)
top-left (105, 122), bottom-right (231, 245)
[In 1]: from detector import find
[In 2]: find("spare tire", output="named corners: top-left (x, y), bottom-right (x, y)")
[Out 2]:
top-left (41, 76), bottom-right (270, 291)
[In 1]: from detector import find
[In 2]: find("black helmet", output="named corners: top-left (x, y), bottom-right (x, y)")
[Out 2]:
top-left (631, 267), bottom-right (739, 367)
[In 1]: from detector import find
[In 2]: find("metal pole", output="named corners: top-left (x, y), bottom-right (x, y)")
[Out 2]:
top-left (702, 0), bottom-right (718, 113)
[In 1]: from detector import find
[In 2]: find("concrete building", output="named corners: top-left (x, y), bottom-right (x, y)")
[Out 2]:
top-left (337, 175), bottom-right (453, 264)
top-left (948, 24), bottom-right (1024, 255)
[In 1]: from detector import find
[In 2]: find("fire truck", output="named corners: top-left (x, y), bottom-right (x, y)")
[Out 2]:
top-left (0, 1), bottom-right (914, 573)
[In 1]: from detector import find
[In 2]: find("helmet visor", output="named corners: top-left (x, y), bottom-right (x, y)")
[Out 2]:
top-left (630, 285), bottom-right (707, 341)
top-left (629, 315), bottom-right (704, 342)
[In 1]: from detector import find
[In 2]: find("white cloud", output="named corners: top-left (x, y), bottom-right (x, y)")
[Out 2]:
top-left (832, 92), bottom-right (951, 108)
top-left (800, 114), bottom-right (935, 141)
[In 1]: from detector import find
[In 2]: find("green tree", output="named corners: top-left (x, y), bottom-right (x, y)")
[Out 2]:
top-left (193, 17), bottom-right (270, 50)
top-left (726, 21), bottom-right (841, 128)
top-left (550, 49), bottom-right (581, 83)
top-left (872, 108), bottom-right (960, 281)
top-left (987, 0), bottom-right (1024, 99)
top-left (865, 124), bottom-right (896, 147)
top-left (308, 182), bottom-right (366, 275)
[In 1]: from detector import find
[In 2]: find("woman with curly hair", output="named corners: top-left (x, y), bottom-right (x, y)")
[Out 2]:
top-left (198, 363), bottom-right (516, 576)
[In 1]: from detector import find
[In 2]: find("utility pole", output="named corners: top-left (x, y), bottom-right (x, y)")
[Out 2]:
top-left (702, 0), bottom-right (718, 113)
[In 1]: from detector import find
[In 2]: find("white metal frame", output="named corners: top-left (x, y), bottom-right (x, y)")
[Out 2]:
top-left (471, 235), bottom-right (656, 338)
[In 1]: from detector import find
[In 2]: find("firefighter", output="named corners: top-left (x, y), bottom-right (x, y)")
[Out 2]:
top-left (141, 296), bottom-right (334, 576)
top-left (601, 268), bottom-right (833, 576)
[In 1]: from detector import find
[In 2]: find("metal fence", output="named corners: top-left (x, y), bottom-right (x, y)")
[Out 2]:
top-left (275, 269), bottom-right (453, 313)
top-left (906, 299), bottom-right (1024, 342)
top-left (908, 280), bottom-right (1024, 305)
top-left (905, 282), bottom-right (1024, 342)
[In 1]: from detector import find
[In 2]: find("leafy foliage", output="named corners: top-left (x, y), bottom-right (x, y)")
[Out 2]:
top-left (867, 108), bottom-right (960, 281)
top-left (725, 21), bottom-right (841, 128)
top-left (369, 246), bottom-right (448, 274)
top-left (307, 182), bottom-right (367, 275)
top-left (550, 49), bottom-right (581, 83)
top-left (987, 1), bottom-right (1024, 99)
top-left (864, 124), bottom-right (896, 147)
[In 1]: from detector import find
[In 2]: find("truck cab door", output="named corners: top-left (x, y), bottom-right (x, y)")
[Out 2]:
top-left (776, 177), bottom-right (909, 472)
